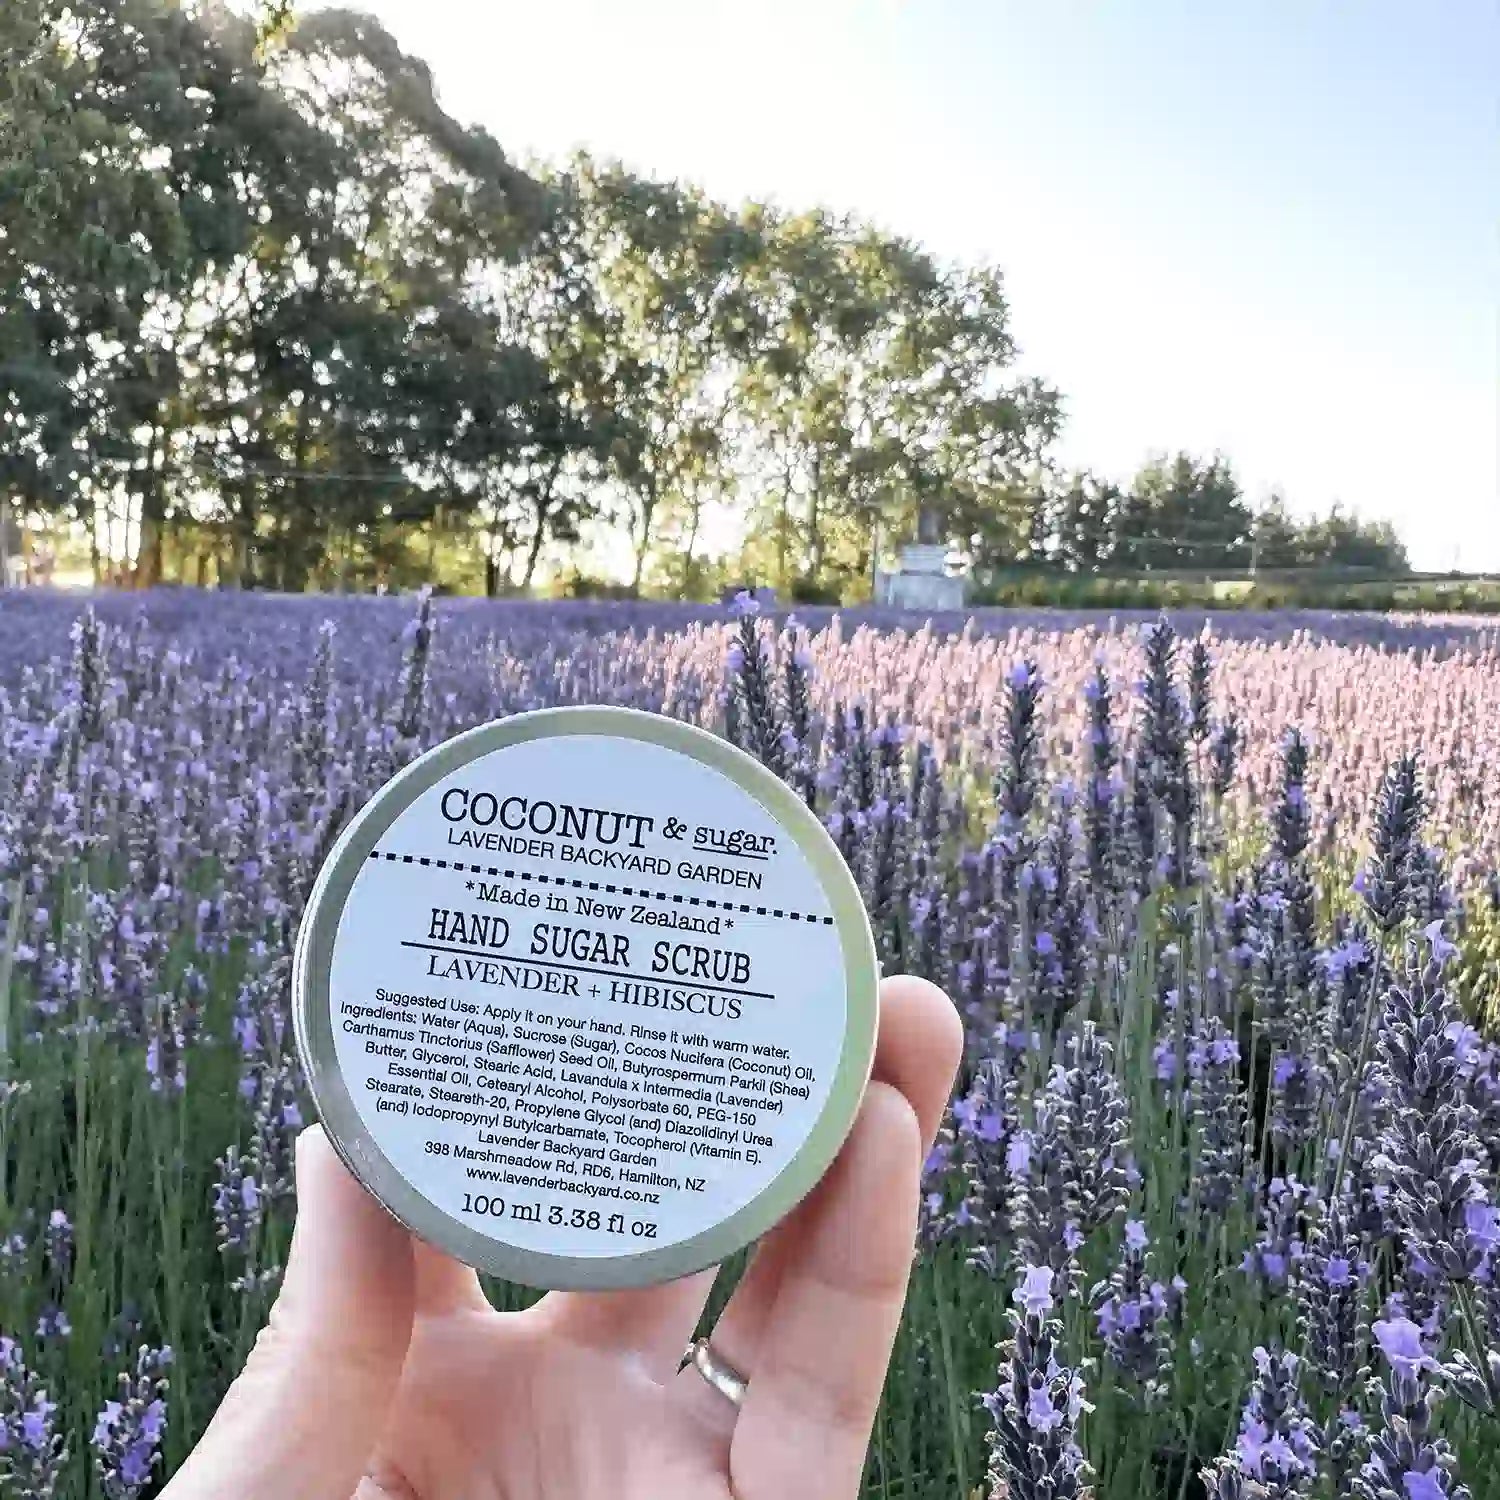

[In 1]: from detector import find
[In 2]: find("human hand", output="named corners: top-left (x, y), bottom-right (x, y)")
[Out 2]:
top-left (164, 975), bottom-right (961, 1500)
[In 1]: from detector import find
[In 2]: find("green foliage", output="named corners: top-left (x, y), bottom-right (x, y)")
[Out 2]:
top-left (1, 1), bottom-right (1409, 602)
top-left (1121, 451), bottom-right (1251, 570)
top-left (970, 569), bottom-right (1499, 613)
top-left (252, 0), bottom-right (297, 53)
top-left (733, 215), bottom-right (1060, 592)
top-left (548, 567), bottom-right (641, 601)
top-left (995, 455), bottom-right (1410, 584)
top-left (2, 0), bottom-right (590, 594)
top-left (0, 0), bottom-right (1065, 598)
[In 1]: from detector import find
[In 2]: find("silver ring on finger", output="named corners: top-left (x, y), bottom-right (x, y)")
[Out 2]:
top-left (686, 1337), bottom-right (749, 1408)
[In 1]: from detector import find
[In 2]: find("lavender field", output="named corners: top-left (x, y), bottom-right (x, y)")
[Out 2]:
top-left (1, 589), bottom-right (1499, 1499)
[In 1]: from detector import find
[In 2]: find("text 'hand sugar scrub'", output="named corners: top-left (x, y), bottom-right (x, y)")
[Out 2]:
top-left (293, 706), bottom-right (878, 1289)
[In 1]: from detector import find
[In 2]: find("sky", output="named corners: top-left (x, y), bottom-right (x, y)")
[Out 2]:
top-left (326, 0), bottom-right (1498, 571)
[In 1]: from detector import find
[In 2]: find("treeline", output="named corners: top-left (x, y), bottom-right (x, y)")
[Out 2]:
top-left (1014, 458), bottom-right (1407, 577)
top-left (1, 1), bottom-right (1407, 598)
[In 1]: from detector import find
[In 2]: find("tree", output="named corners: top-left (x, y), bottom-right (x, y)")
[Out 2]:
top-left (1116, 452), bottom-right (1252, 571)
top-left (252, 0), bottom-right (297, 52)
top-left (1, 0), bottom-right (198, 575)
top-left (570, 159), bottom-right (759, 595)
top-left (1249, 490), bottom-right (1304, 570)
top-left (1040, 471), bottom-right (1129, 571)
top-left (874, 259), bottom-right (1060, 572)
top-left (736, 218), bottom-right (1059, 594)
top-left (176, 6), bottom-right (551, 589)
top-left (1297, 503), bottom-right (1409, 573)
top-left (487, 166), bottom-right (629, 593)
top-left (735, 209), bottom-right (875, 592)
top-left (0, 2), bottom-right (1410, 598)
top-left (1246, 492), bottom-right (1408, 575)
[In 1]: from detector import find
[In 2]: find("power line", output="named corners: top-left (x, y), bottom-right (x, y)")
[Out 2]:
top-left (29, 454), bottom-right (478, 488)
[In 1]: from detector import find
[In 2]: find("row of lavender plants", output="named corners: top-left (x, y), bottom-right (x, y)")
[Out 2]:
top-left (0, 589), bottom-right (1498, 1498)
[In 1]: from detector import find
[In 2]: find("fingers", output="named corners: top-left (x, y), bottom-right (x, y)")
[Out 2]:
top-left (541, 1268), bottom-right (719, 1382)
top-left (162, 1129), bottom-right (416, 1500)
top-left (729, 1083), bottom-right (923, 1500)
top-left (541, 980), bottom-right (958, 1392)
top-left (869, 974), bottom-right (964, 1155)
top-left (678, 975), bottom-right (961, 1399)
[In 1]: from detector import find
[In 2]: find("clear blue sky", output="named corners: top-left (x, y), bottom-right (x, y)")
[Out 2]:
top-left (338, 0), bottom-right (1498, 570)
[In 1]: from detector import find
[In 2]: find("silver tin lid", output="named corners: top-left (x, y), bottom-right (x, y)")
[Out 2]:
top-left (293, 706), bottom-right (878, 1290)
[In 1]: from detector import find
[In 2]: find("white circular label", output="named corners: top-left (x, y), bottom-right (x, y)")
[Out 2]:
top-left (324, 732), bottom-right (853, 1260)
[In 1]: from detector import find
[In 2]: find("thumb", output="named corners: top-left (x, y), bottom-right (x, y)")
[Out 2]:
top-left (165, 1128), bottom-right (416, 1500)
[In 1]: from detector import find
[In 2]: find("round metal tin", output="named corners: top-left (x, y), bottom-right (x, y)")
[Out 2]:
top-left (293, 705), bottom-right (878, 1290)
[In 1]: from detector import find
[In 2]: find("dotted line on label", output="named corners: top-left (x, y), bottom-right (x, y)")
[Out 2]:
top-left (367, 849), bottom-right (837, 926)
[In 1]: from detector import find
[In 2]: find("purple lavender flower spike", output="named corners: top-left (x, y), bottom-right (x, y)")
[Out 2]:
top-left (945, 1052), bottom-right (1020, 1260)
top-left (1203, 1344), bottom-right (1319, 1499)
top-left (1375, 948), bottom-right (1493, 1285)
top-left (723, 601), bottom-right (791, 783)
top-left (1012, 1026), bottom-right (1129, 1276)
top-left (1354, 1319), bottom-right (1471, 1500)
top-left (92, 1346), bottom-right (170, 1500)
top-left (1186, 1015), bottom-right (1248, 1215)
top-left (1083, 660), bottom-right (1121, 899)
top-left (1091, 1220), bottom-right (1183, 1402)
top-left (40, 1211), bottom-right (70, 1283)
top-left (1298, 1197), bottom-right (1374, 1485)
top-left (0, 1337), bottom-right (65, 1497)
top-left (1138, 618), bottom-right (1196, 897)
top-left (1360, 754), bottom-right (1425, 936)
top-left (984, 1264), bottom-right (1092, 1500)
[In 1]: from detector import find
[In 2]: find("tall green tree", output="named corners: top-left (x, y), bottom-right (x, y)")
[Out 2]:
top-left (1247, 491), bottom-right (1302, 570)
top-left (1040, 471), bottom-right (1128, 571)
top-left (1, 0), bottom-right (198, 573)
top-left (178, 7), bottom-right (550, 589)
top-left (486, 166), bottom-right (625, 593)
top-left (873, 258), bottom-right (1060, 578)
top-left (734, 217), bottom-right (1059, 595)
top-left (1117, 452), bottom-right (1252, 571)
top-left (572, 158), bottom-right (759, 595)
top-left (736, 209), bottom-right (874, 592)
top-left (1293, 502), bottom-right (1408, 572)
